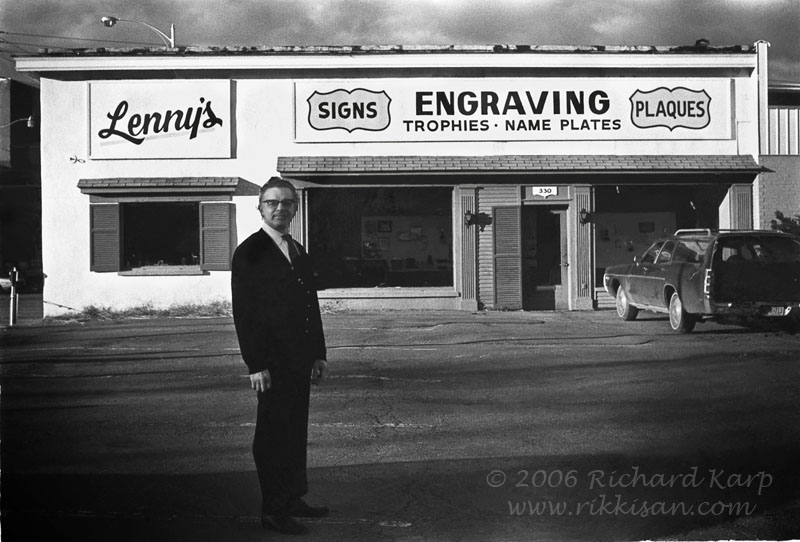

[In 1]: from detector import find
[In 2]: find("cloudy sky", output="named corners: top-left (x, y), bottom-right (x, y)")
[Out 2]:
top-left (1, 0), bottom-right (798, 82)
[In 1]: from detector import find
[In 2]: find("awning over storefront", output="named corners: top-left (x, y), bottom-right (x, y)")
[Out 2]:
top-left (77, 177), bottom-right (256, 195)
top-left (279, 155), bottom-right (765, 183)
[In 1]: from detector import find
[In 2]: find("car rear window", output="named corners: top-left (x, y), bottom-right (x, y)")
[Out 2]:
top-left (714, 235), bottom-right (800, 263)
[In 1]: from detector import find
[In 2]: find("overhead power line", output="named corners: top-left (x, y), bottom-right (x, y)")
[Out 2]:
top-left (0, 39), bottom-right (33, 54)
top-left (0, 30), bottom-right (157, 47)
top-left (2, 39), bottom-right (72, 49)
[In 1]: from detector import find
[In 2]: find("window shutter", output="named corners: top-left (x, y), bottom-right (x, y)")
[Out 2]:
top-left (493, 206), bottom-right (522, 310)
top-left (200, 202), bottom-right (235, 271)
top-left (90, 203), bottom-right (120, 272)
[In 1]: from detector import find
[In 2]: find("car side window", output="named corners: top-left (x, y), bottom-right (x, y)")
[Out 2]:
top-left (641, 242), bottom-right (663, 264)
top-left (673, 241), bottom-right (703, 263)
top-left (655, 241), bottom-right (675, 264)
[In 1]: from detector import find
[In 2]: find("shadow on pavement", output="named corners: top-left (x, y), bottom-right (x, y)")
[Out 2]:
top-left (2, 446), bottom-right (799, 542)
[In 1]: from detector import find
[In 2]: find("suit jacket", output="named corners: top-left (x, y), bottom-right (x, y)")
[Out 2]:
top-left (231, 229), bottom-right (326, 376)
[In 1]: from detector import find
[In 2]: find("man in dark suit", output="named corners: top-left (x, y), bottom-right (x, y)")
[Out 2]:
top-left (231, 176), bottom-right (329, 535)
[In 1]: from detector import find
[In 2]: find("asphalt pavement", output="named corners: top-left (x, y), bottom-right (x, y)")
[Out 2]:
top-left (1, 309), bottom-right (799, 541)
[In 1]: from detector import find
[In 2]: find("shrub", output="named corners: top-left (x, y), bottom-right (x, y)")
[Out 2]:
top-left (770, 211), bottom-right (800, 236)
top-left (44, 300), bottom-right (232, 323)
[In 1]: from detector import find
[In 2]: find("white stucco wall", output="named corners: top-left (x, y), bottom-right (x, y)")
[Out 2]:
top-left (39, 79), bottom-right (296, 314)
top-left (32, 52), bottom-right (761, 315)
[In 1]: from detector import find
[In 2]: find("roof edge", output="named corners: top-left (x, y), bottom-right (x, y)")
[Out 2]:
top-left (17, 43), bottom-right (757, 58)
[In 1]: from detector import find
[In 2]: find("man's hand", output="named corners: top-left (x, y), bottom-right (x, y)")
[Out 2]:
top-left (250, 369), bottom-right (271, 392)
top-left (311, 359), bottom-right (328, 385)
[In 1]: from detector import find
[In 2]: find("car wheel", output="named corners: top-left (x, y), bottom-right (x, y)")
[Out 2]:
top-left (668, 292), bottom-right (696, 333)
top-left (615, 287), bottom-right (638, 321)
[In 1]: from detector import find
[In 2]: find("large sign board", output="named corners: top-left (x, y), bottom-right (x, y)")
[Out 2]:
top-left (89, 81), bottom-right (231, 159)
top-left (295, 78), bottom-right (732, 143)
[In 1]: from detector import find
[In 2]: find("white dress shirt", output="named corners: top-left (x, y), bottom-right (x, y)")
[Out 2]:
top-left (261, 223), bottom-right (293, 263)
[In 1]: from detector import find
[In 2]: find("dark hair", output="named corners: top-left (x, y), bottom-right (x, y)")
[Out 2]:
top-left (260, 176), bottom-right (298, 199)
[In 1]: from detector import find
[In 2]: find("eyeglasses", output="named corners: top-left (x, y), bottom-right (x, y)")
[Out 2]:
top-left (261, 199), bottom-right (297, 209)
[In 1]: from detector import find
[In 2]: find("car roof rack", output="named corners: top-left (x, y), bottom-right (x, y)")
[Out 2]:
top-left (674, 229), bottom-right (713, 236)
top-left (712, 229), bottom-right (791, 235)
top-left (674, 228), bottom-right (792, 237)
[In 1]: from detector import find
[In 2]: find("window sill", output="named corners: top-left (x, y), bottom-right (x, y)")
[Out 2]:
top-left (319, 286), bottom-right (457, 299)
top-left (119, 265), bottom-right (208, 276)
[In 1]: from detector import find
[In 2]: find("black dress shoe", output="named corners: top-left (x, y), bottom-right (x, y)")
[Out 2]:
top-left (288, 499), bottom-right (330, 518)
top-left (261, 514), bottom-right (307, 535)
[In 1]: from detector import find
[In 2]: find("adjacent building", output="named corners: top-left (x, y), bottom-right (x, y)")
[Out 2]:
top-left (1, 62), bottom-right (42, 295)
top-left (15, 41), bottom-right (774, 315)
top-left (758, 79), bottom-right (800, 229)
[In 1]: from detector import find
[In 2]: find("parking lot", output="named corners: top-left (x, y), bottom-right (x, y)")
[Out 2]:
top-left (1, 309), bottom-right (799, 541)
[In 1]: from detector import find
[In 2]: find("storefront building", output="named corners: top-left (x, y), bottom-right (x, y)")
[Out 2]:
top-left (16, 42), bottom-right (769, 315)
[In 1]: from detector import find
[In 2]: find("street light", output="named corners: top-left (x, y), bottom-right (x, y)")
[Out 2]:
top-left (100, 16), bottom-right (176, 48)
top-left (0, 116), bottom-right (35, 129)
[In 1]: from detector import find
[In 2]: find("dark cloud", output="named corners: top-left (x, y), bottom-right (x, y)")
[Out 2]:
top-left (1, 0), bottom-right (797, 80)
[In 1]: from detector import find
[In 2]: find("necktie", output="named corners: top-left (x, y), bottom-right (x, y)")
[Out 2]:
top-left (282, 234), bottom-right (301, 263)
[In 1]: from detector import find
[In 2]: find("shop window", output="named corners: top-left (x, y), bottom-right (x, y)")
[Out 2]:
top-left (122, 202), bottom-right (199, 269)
top-left (90, 201), bottom-right (235, 273)
top-left (308, 187), bottom-right (453, 288)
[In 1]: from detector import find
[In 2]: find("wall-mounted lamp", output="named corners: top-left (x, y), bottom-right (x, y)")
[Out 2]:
top-left (100, 15), bottom-right (176, 48)
top-left (464, 210), bottom-right (476, 227)
top-left (464, 210), bottom-right (491, 232)
top-left (579, 208), bottom-right (591, 224)
top-left (0, 115), bottom-right (35, 129)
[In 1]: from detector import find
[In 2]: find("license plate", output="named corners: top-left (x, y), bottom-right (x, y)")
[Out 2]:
top-left (765, 306), bottom-right (787, 317)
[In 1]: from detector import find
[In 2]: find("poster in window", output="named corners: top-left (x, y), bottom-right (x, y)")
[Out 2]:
top-left (638, 222), bottom-right (656, 234)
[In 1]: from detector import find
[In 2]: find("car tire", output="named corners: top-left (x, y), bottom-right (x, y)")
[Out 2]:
top-left (615, 287), bottom-right (638, 321)
top-left (668, 292), bottom-right (696, 333)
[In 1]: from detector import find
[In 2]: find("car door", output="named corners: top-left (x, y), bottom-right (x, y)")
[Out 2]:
top-left (627, 241), bottom-right (664, 304)
top-left (645, 240), bottom-right (675, 307)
